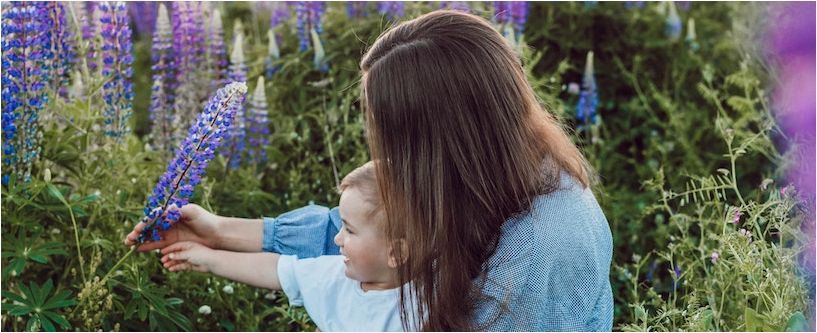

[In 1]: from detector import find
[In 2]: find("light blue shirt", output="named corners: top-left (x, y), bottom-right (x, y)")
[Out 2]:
top-left (263, 171), bottom-right (613, 331)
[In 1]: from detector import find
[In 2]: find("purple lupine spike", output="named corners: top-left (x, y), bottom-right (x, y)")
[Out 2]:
top-left (270, 2), bottom-right (290, 27)
top-left (172, 2), bottom-right (207, 137)
top-left (296, 2), bottom-right (327, 52)
top-left (221, 31), bottom-right (249, 169)
top-left (138, 82), bottom-right (248, 243)
top-left (99, 1), bottom-right (134, 141)
top-left (576, 51), bottom-right (598, 128)
top-left (347, 1), bottom-right (368, 18)
top-left (1, 1), bottom-right (52, 185)
top-left (510, 1), bottom-right (529, 35)
top-left (377, 1), bottom-right (404, 21)
top-left (84, 1), bottom-right (100, 73)
top-left (247, 76), bottom-right (270, 164)
top-left (47, 2), bottom-right (75, 99)
top-left (129, 1), bottom-right (157, 37)
top-left (440, 1), bottom-right (471, 13)
top-left (207, 8), bottom-right (228, 93)
top-left (149, 3), bottom-right (175, 153)
top-left (266, 28), bottom-right (282, 77)
top-left (493, 1), bottom-right (509, 23)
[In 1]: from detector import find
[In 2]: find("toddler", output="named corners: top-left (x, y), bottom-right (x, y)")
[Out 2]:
top-left (160, 162), bottom-right (412, 331)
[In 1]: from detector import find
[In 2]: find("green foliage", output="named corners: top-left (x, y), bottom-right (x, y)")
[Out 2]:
top-left (2, 279), bottom-right (76, 331)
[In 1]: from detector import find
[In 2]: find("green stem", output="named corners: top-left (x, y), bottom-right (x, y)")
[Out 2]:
top-left (66, 201), bottom-right (87, 283)
top-left (101, 247), bottom-right (135, 284)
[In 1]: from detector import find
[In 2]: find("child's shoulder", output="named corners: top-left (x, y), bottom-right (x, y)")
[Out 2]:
top-left (288, 255), bottom-right (349, 285)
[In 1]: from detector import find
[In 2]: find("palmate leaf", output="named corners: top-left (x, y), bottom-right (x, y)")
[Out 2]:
top-left (1, 228), bottom-right (67, 279)
top-left (1, 279), bottom-right (77, 331)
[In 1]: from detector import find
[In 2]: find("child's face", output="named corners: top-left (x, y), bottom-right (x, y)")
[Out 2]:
top-left (334, 188), bottom-right (398, 290)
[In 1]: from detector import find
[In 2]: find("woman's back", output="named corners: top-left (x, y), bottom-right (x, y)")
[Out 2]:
top-left (475, 171), bottom-right (613, 331)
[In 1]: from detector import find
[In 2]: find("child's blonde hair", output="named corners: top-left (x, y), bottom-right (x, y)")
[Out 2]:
top-left (337, 161), bottom-right (383, 218)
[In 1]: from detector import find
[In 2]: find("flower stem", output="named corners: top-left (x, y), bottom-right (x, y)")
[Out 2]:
top-left (101, 247), bottom-right (135, 284)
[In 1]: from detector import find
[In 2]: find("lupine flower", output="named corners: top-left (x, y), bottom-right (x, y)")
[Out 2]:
top-left (576, 51), bottom-right (599, 128)
top-left (270, 2), bottom-right (291, 27)
top-left (347, 1), bottom-right (368, 18)
top-left (266, 29), bottom-right (282, 77)
top-left (739, 228), bottom-right (753, 243)
top-left (69, 71), bottom-right (85, 100)
top-left (676, 1), bottom-right (691, 12)
top-left (624, 1), bottom-right (645, 9)
top-left (685, 17), bottom-right (699, 51)
top-left (710, 251), bottom-right (719, 264)
top-left (295, 2), bottom-right (326, 52)
top-left (207, 9), bottom-right (228, 92)
top-left (172, 2), bottom-right (207, 136)
top-left (440, 2), bottom-right (470, 13)
top-left (222, 32), bottom-right (249, 170)
top-left (149, 3), bottom-right (175, 153)
top-left (311, 28), bottom-right (329, 72)
top-left (246, 76), bottom-right (270, 164)
top-left (138, 82), bottom-right (248, 243)
top-left (377, 1), bottom-right (404, 21)
top-left (99, 1), bottom-right (134, 140)
top-left (47, 2), bottom-right (74, 99)
top-left (129, 1), bottom-right (157, 37)
top-left (493, 2), bottom-right (527, 42)
top-left (1, 1), bottom-right (52, 185)
top-left (732, 208), bottom-right (742, 225)
top-left (672, 264), bottom-right (682, 290)
top-left (664, 2), bottom-right (682, 41)
top-left (78, 1), bottom-right (100, 73)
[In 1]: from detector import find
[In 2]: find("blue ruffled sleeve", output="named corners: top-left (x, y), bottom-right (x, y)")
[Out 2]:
top-left (262, 204), bottom-right (341, 258)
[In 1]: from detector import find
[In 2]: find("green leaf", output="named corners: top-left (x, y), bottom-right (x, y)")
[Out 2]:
top-left (745, 307), bottom-right (761, 332)
top-left (785, 311), bottom-right (809, 332)
top-left (39, 314), bottom-right (57, 332)
top-left (29, 254), bottom-right (48, 264)
top-left (46, 184), bottom-right (68, 206)
top-left (43, 311), bottom-right (72, 330)
top-left (219, 319), bottom-right (236, 331)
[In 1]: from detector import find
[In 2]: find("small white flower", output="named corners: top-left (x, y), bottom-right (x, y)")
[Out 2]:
top-left (207, 287), bottom-right (214, 294)
top-left (567, 82), bottom-right (581, 95)
top-left (710, 252), bottom-right (719, 264)
top-left (51, 228), bottom-right (61, 235)
top-left (264, 292), bottom-right (276, 300)
top-left (198, 305), bottom-right (212, 315)
top-left (130, 178), bottom-right (137, 184)
top-left (43, 168), bottom-right (51, 182)
top-left (222, 285), bottom-right (234, 294)
top-left (93, 189), bottom-right (101, 197)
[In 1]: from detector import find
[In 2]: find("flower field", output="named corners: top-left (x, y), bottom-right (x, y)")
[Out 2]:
top-left (1, 1), bottom-right (815, 331)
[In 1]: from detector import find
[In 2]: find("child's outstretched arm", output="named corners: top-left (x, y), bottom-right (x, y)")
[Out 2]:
top-left (160, 242), bottom-right (282, 290)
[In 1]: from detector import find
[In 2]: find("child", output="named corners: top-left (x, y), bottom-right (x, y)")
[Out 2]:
top-left (159, 162), bottom-right (412, 331)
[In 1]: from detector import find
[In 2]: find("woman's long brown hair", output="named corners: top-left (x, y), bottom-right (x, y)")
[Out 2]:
top-left (360, 10), bottom-right (593, 331)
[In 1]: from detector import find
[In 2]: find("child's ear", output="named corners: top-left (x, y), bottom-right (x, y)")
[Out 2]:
top-left (387, 239), bottom-right (408, 268)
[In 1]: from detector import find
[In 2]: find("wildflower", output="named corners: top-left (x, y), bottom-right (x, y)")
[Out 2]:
top-left (347, 2), bottom-right (368, 17)
top-left (47, 2), bottom-right (75, 99)
top-left (99, 1), bottom-right (134, 141)
top-left (685, 18), bottom-right (699, 51)
top-left (440, 2), bottom-right (471, 13)
top-left (2, 1), bottom-right (52, 184)
top-left (266, 29), bottom-right (282, 77)
top-left (138, 82), bottom-right (248, 243)
top-left (74, 2), bottom-right (99, 73)
top-left (128, 2), bottom-right (157, 37)
top-left (296, 2), bottom-right (326, 52)
top-left (264, 292), bottom-right (277, 300)
top-left (710, 251), bottom-right (719, 264)
top-left (247, 77), bottom-right (271, 165)
top-left (222, 285), bottom-right (234, 294)
top-left (672, 264), bottom-right (682, 290)
top-left (207, 9), bottom-right (228, 92)
top-left (510, 2), bottom-right (529, 36)
top-left (221, 32), bottom-right (249, 170)
top-left (172, 2), bottom-right (207, 135)
top-left (576, 51), bottom-right (599, 128)
top-left (739, 228), bottom-right (753, 243)
top-left (377, 1), bottom-right (404, 21)
top-left (311, 28), bottom-right (329, 72)
top-left (198, 305), bottom-right (212, 315)
top-left (149, 3), bottom-right (176, 153)
top-left (664, 2), bottom-right (682, 41)
top-left (732, 208), bottom-right (742, 225)
top-left (270, 2), bottom-right (291, 27)
top-left (676, 1), bottom-right (691, 11)
top-left (567, 82), bottom-right (580, 95)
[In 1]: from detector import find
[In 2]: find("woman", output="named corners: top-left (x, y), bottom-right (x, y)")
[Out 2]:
top-left (126, 10), bottom-right (613, 331)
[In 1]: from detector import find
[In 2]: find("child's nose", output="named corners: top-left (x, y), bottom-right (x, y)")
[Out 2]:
top-left (334, 231), bottom-right (343, 247)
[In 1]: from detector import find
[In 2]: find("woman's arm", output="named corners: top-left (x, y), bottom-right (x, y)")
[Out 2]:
top-left (215, 216), bottom-right (265, 252)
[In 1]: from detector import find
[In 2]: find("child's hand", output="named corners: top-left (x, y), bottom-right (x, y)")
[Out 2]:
top-left (160, 241), bottom-right (217, 272)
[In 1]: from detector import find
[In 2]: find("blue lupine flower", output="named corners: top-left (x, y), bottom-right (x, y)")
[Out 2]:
top-left (624, 1), bottom-right (645, 9)
top-left (246, 76), bottom-right (270, 164)
top-left (576, 51), bottom-right (599, 127)
top-left (270, 2), bottom-right (291, 27)
top-left (149, 3), bottom-right (175, 153)
top-left (440, 1), bottom-right (470, 13)
top-left (99, 1), bottom-right (134, 141)
top-left (80, 1), bottom-right (99, 73)
top-left (494, 2), bottom-right (527, 41)
top-left (665, 2), bottom-right (682, 41)
top-left (266, 29), bottom-right (282, 77)
top-left (347, 1), bottom-right (368, 18)
top-left (138, 82), bottom-right (248, 243)
top-left (222, 32), bottom-right (249, 169)
top-left (673, 264), bottom-right (682, 291)
top-left (47, 2), bottom-right (75, 99)
top-left (207, 9), bottom-right (228, 92)
top-left (511, 1), bottom-right (529, 36)
top-left (2, 1), bottom-right (52, 184)
top-left (296, 2), bottom-right (326, 52)
top-left (129, 1), bottom-right (157, 37)
top-left (172, 2), bottom-right (207, 136)
top-left (377, 1), bottom-right (404, 21)
top-left (685, 17), bottom-right (699, 51)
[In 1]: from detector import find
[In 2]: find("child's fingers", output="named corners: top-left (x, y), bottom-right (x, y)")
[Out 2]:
top-left (161, 241), bottom-right (193, 255)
